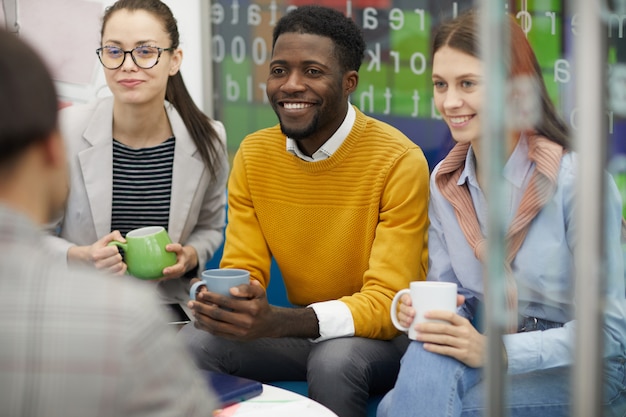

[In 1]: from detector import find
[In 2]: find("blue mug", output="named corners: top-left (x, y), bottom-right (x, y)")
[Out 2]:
top-left (189, 268), bottom-right (250, 300)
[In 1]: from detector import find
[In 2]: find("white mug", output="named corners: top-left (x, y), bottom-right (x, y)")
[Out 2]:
top-left (390, 281), bottom-right (458, 339)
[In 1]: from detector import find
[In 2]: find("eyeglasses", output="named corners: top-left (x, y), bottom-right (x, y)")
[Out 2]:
top-left (96, 45), bottom-right (174, 70)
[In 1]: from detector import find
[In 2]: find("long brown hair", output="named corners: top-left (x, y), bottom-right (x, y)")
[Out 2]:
top-left (101, 0), bottom-right (224, 180)
top-left (432, 10), bottom-right (570, 150)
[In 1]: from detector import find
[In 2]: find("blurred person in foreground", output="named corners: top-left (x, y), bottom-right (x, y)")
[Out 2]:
top-left (0, 28), bottom-right (217, 417)
top-left (181, 6), bottom-right (430, 417)
top-left (379, 10), bottom-right (626, 417)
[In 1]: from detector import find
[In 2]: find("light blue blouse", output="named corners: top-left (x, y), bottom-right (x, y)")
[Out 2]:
top-left (427, 135), bottom-right (626, 374)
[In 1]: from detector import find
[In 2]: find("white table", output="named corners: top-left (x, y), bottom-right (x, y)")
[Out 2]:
top-left (214, 384), bottom-right (339, 417)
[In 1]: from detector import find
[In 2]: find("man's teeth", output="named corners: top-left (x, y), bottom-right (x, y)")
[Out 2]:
top-left (284, 103), bottom-right (311, 109)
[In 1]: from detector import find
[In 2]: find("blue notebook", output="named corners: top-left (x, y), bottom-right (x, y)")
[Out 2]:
top-left (201, 370), bottom-right (264, 407)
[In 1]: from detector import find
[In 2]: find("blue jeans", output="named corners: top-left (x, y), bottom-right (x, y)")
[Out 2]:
top-left (378, 341), bottom-right (626, 417)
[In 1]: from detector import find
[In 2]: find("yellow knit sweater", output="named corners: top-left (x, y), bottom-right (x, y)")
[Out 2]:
top-left (221, 107), bottom-right (429, 339)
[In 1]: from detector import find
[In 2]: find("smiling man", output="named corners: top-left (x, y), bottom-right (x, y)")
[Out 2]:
top-left (181, 6), bottom-right (430, 417)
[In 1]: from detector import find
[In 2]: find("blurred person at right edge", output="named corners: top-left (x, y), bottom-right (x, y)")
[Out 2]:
top-left (379, 10), bottom-right (626, 417)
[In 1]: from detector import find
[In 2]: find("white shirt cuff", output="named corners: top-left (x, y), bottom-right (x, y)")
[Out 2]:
top-left (308, 300), bottom-right (355, 343)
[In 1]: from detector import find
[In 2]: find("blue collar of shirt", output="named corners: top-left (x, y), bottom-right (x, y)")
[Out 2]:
top-left (458, 134), bottom-right (533, 191)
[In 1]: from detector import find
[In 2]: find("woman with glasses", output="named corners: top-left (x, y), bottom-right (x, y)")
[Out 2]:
top-left (378, 10), bottom-right (626, 417)
top-left (46, 0), bottom-right (228, 307)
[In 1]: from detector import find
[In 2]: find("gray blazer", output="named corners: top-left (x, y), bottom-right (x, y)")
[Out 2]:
top-left (45, 97), bottom-right (228, 297)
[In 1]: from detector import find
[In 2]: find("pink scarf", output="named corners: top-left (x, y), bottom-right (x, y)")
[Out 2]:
top-left (435, 135), bottom-right (564, 332)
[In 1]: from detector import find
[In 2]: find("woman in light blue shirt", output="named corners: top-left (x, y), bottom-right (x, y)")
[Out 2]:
top-left (379, 10), bottom-right (626, 417)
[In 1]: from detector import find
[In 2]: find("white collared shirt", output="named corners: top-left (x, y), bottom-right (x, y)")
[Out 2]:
top-left (286, 104), bottom-right (356, 162)
top-left (284, 103), bottom-right (357, 342)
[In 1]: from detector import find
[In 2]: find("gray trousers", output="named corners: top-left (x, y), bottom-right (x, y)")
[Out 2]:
top-left (179, 324), bottom-right (409, 417)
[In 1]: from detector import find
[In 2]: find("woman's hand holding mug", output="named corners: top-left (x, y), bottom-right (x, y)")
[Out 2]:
top-left (67, 230), bottom-right (127, 275)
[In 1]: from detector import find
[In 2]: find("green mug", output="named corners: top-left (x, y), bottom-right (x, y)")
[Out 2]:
top-left (107, 226), bottom-right (177, 280)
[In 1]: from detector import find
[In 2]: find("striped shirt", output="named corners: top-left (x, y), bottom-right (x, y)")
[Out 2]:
top-left (111, 137), bottom-right (175, 236)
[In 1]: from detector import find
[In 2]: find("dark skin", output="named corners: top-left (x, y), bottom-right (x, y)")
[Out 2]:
top-left (189, 281), bottom-right (320, 340)
top-left (187, 32), bottom-right (358, 341)
top-left (267, 33), bottom-right (358, 157)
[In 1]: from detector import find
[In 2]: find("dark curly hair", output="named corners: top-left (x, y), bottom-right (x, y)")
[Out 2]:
top-left (272, 6), bottom-right (365, 73)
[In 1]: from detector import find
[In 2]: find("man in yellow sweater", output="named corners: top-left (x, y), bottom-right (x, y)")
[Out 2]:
top-left (183, 6), bottom-right (429, 417)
